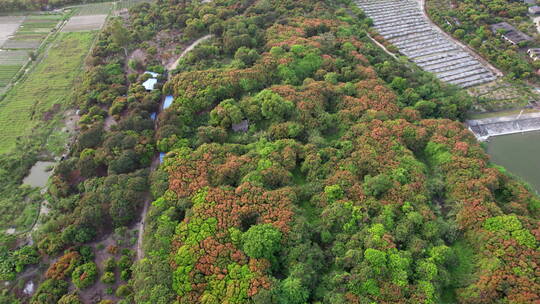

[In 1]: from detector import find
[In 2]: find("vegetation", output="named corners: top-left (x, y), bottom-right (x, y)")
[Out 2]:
top-left (2, 0), bottom-right (539, 303)
top-left (0, 31), bottom-right (94, 153)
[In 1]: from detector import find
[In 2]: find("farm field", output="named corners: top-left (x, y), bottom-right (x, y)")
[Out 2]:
top-left (115, 0), bottom-right (152, 10)
top-left (0, 16), bottom-right (24, 47)
top-left (72, 1), bottom-right (114, 15)
top-left (0, 13), bottom-right (63, 92)
top-left (63, 14), bottom-right (108, 32)
top-left (2, 14), bottom-right (62, 49)
top-left (0, 31), bottom-right (94, 154)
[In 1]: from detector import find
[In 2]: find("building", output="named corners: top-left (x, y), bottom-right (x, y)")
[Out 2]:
top-left (232, 120), bottom-right (249, 132)
top-left (142, 71), bottom-right (160, 91)
top-left (524, 0), bottom-right (537, 6)
top-left (490, 22), bottom-right (533, 45)
top-left (528, 48), bottom-right (540, 60)
top-left (529, 5), bottom-right (540, 14)
top-left (142, 78), bottom-right (158, 91)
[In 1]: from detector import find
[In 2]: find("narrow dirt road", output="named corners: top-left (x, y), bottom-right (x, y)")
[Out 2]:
top-left (166, 34), bottom-right (213, 72)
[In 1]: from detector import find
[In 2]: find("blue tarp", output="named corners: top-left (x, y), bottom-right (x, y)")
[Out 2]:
top-left (163, 95), bottom-right (174, 110)
top-left (159, 152), bottom-right (166, 163)
top-left (150, 112), bottom-right (157, 120)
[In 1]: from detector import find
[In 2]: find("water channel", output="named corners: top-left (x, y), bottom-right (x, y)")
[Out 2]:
top-left (486, 131), bottom-right (540, 193)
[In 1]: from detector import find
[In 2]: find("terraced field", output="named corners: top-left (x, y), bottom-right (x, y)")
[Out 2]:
top-left (356, 0), bottom-right (497, 88)
top-left (0, 32), bottom-right (94, 153)
top-left (0, 16), bottom-right (24, 47)
top-left (115, 0), bottom-right (152, 10)
top-left (72, 1), bottom-right (114, 15)
top-left (63, 2), bottom-right (113, 32)
top-left (2, 14), bottom-right (62, 50)
top-left (0, 14), bottom-right (63, 92)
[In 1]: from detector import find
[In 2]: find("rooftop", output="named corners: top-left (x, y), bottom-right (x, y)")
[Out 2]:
top-left (530, 5), bottom-right (540, 13)
top-left (142, 78), bottom-right (158, 91)
top-left (144, 71), bottom-right (160, 78)
top-left (232, 119), bottom-right (249, 132)
top-left (490, 22), bottom-right (532, 44)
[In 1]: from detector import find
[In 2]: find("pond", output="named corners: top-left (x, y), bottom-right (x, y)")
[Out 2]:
top-left (23, 161), bottom-right (56, 188)
top-left (486, 131), bottom-right (540, 194)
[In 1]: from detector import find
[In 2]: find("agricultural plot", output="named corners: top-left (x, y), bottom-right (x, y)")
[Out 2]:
top-left (73, 2), bottom-right (114, 15)
top-left (0, 32), bottom-right (94, 154)
top-left (63, 14), bottom-right (108, 32)
top-left (2, 14), bottom-right (62, 50)
top-left (115, 0), bottom-right (152, 10)
top-left (0, 65), bottom-right (22, 87)
top-left (0, 16), bottom-right (24, 48)
top-left (355, 0), bottom-right (497, 88)
top-left (0, 51), bottom-right (29, 89)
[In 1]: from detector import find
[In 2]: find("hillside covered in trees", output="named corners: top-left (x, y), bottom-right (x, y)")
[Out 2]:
top-left (1, 0), bottom-right (539, 303)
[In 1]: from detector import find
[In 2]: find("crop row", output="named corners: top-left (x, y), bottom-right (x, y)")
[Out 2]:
top-left (74, 2), bottom-right (113, 16)
top-left (0, 32), bottom-right (94, 153)
top-left (0, 65), bottom-right (22, 87)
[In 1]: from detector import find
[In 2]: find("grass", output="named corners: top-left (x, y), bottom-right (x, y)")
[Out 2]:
top-left (440, 240), bottom-right (476, 303)
top-left (0, 31), bottom-right (94, 154)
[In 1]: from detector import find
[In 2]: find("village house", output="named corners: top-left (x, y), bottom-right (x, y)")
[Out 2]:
top-left (142, 71), bottom-right (160, 91)
top-left (528, 48), bottom-right (540, 60)
top-left (529, 5), bottom-right (540, 15)
top-left (490, 22), bottom-right (533, 45)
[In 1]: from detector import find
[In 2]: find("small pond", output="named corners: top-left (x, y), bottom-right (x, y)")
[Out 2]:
top-left (23, 161), bottom-right (55, 188)
top-left (486, 131), bottom-right (540, 193)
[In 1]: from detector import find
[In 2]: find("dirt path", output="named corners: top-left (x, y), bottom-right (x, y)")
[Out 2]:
top-left (417, 0), bottom-right (503, 77)
top-left (135, 156), bottom-right (160, 260)
top-left (366, 33), bottom-right (397, 60)
top-left (166, 34), bottom-right (213, 72)
top-left (133, 34), bottom-right (217, 260)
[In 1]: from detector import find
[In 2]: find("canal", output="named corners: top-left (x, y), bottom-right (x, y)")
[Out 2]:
top-left (486, 131), bottom-right (540, 194)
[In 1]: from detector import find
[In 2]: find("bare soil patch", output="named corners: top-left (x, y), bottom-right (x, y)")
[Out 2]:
top-left (63, 15), bottom-right (108, 32)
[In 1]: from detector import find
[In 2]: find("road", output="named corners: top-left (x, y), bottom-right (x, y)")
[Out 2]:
top-left (166, 34), bottom-right (213, 72)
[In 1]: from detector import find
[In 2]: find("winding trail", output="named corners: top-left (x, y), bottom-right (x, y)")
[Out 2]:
top-left (166, 34), bottom-right (213, 72)
top-left (134, 34), bottom-right (213, 260)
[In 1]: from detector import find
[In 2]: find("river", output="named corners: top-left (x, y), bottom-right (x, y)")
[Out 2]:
top-left (486, 131), bottom-right (540, 193)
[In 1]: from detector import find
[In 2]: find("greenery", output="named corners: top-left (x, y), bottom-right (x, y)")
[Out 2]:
top-left (0, 32), bottom-right (94, 153)
top-left (3, 0), bottom-right (539, 303)
top-left (71, 262), bottom-right (98, 289)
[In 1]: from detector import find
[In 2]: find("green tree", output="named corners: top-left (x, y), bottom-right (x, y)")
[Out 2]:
top-left (277, 277), bottom-right (309, 304)
top-left (255, 89), bottom-right (294, 122)
top-left (241, 224), bottom-right (282, 260)
top-left (72, 262), bottom-right (98, 289)
top-left (111, 19), bottom-right (131, 57)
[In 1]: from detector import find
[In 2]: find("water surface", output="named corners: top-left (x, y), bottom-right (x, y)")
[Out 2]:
top-left (487, 131), bottom-right (540, 193)
top-left (23, 161), bottom-right (55, 188)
